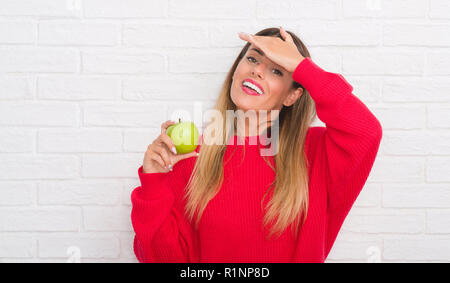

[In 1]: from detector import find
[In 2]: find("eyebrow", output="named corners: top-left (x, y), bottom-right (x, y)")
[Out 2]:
top-left (250, 48), bottom-right (264, 56)
top-left (249, 47), bottom-right (284, 71)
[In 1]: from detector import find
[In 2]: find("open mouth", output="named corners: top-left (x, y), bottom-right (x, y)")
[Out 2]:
top-left (241, 79), bottom-right (264, 96)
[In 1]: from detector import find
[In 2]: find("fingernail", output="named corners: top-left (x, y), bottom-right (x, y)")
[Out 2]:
top-left (172, 147), bottom-right (177, 154)
top-left (196, 152), bottom-right (200, 156)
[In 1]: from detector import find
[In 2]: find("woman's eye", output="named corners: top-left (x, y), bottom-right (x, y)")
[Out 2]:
top-left (247, 56), bottom-right (283, 76)
top-left (273, 69), bottom-right (283, 76)
top-left (247, 56), bottom-right (257, 63)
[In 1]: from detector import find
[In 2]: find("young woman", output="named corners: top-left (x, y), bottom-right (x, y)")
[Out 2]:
top-left (131, 27), bottom-right (383, 263)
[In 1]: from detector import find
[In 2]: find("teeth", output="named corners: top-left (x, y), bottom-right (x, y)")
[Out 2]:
top-left (243, 81), bottom-right (263, 94)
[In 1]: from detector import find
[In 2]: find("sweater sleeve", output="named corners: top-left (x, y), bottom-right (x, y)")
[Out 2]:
top-left (130, 157), bottom-right (199, 263)
top-left (292, 58), bottom-right (383, 257)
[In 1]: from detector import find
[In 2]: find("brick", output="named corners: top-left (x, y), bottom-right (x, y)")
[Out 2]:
top-left (123, 128), bottom-right (160, 153)
top-left (0, 21), bottom-right (35, 44)
top-left (367, 156), bottom-right (424, 183)
top-left (384, 24), bottom-right (450, 47)
top-left (0, 155), bottom-right (80, 180)
top-left (0, 47), bottom-right (79, 73)
top-left (429, 132), bottom-right (450, 155)
top-left (371, 106), bottom-right (426, 130)
top-left (257, 0), bottom-right (338, 20)
top-left (119, 233), bottom-right (136, 258)
top-left (343, 0), bottom-right (426, 18)
top-left (82, 154), bottom-right (141, 178)
top-left (169, 49), bottom-right (237, 73)
top-left (123, 23), bottom-right (208, 47)
top-left (345, 76), bottom-right (381, 102)
top-left (0, 208), bottom-right (80, 231)
top-left (38, 180), bottom-right (122, 205)
top-left (82, 258), bottom-right (138, 263)
top-left (342, 50), bottom-right (424, 75)
top-left (38, 75), bottom-right (120, 100)
top-left (122, 180), bottom-right (139, 206)
top-left (0, 102), bottom-right (79, 127)
top-left (307, 48), bottom-right (342, 73)
top-left (82, 49), bottom-right (165, 74)
top-left (380, 130), bottom-right (430, 155)
top-left (384, 235), bottom-right (450, 261)
top-left (0, 76), bottom-right (34, 100)
top-left (83, 207), bottom-right (132, 231)
top-left (427, 209), bottom-right (450, 234)
top-left (0, 128), bottom-right (34, 153)
top-left (353, 183), bottom-right (381, 208)
top-left (383, 77), bottom-right (450, 102)
top-left (341, 207), bottom-right (425, 234)
top-left (0, 258), bottom-right (65, 263)
top-left (0, 0), bottom-right (81, 17)
top-left (383, 184), bottom-right (450, 208)
top-left (210, 24), bottom-right (260, 47)
top-left (38, 235), bottom-right (120, 258)
top-left (84, 0), bottom-right (167, 18)
top-left (123, 74), bottom-right (223, 101)
top-left (83, 102), bottom-right (166, 127)
top-left (430, 0), bottom-right (450, 19)
top-left (0, 236), bottom-right (35, 258)
top-left (0, 182), bottom-right (35, 206)
top-left (39, 21), bottom-right (119, 46)
top-left (427, 157), bottom-right (450, 183)
top-left (428, 105), bottom-right (450, 129)
top-left (327, 232), bottom-right (382, 260)
top-left (381, 130), bottom-right (450, 156)
top-left (170, 0), bottom-right (255, 19)
top-left (38, 128), bottom-right (122, 153)
top-left (426, 52), bottom-right (450, 75)
top-left (297, 22), bottom-right (380, 46)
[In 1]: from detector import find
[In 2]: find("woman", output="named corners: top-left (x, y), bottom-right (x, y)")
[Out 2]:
top-left (131, 27), bottom-right (383, 263)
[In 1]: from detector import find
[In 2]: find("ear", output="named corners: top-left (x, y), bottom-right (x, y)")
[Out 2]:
top-left (282, 87), bottom-right (303, 107)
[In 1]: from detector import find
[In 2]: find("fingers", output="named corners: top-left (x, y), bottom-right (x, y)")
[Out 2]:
top-left (279, 26), bottom-right (293, 42)
top-left (159, 133), bottom-right (177, 155)
top-left (149, 151), bottom-right (170, 172)
top-left (153, 143), bottom-right (174, 170)
top-left (238, 32), bottom-right (254, 44)
top-left (161, 120), bottom-right (175, 135)
top-left (279, 26), bottom-right (287, 41)
top-left (175, 150), bottom-right (200, 163)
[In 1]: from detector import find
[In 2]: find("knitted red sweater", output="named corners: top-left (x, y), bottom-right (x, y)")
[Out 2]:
top-left (131, 57), bottom-right (383, 263)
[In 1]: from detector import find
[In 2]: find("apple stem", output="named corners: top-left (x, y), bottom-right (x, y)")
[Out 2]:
top-left (179, 118), bottom-right (181, 123)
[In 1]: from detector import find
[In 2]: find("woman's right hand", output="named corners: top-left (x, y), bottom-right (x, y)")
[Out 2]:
top-left (142, 120), bottom-right (199, 174)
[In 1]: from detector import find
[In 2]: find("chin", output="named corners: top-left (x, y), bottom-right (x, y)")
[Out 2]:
top-left (231, 95), bottom-right (254, 112)
top-left (231, 88), bottom-right (260, 109)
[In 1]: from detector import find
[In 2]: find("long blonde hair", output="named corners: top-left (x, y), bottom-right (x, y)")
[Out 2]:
top-left (183, 27), bottom-right (316, 240)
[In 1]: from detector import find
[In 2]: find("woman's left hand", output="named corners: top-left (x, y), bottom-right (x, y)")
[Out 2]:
top-left (238, 27), bottom-right (305, 73)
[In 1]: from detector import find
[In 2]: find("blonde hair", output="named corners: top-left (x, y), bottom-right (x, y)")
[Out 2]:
top-left (183, 27), bottom-right (316, 240)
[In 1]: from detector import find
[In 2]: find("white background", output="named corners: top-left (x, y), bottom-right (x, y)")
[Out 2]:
top-left (0, 0), bottom-right (449, 263)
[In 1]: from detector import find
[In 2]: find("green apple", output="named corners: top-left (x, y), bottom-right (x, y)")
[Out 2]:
top-left (166, 119), bottom-right (199, 154)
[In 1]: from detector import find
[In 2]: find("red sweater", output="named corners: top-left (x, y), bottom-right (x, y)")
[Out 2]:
top-left (131, 57), bottom-right (383, 263)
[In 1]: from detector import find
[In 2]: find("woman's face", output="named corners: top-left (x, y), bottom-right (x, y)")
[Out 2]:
top-left (231, 43), bottom-right (303, 113)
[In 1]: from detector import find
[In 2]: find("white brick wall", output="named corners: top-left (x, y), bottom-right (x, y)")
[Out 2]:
top-left (0, 0), bottom-right (449, 263)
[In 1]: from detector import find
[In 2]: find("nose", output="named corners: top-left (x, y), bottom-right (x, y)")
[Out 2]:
top-left (252, 64), bottom-right (265, 79)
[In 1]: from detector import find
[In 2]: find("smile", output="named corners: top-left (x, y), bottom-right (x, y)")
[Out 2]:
top-left (241, 79), bottom-right (264, 96)
top-left (241, 84), bottom-right (263, 96)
